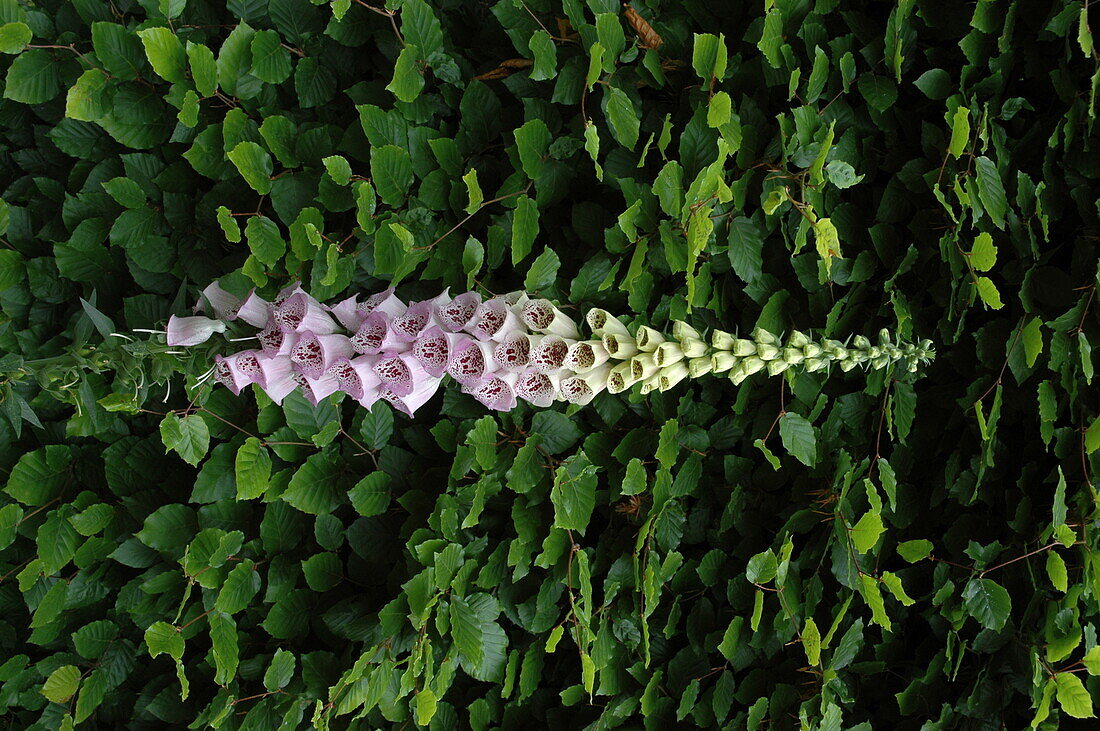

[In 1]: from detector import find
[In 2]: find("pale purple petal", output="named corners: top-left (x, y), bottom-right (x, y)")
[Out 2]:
top-left (274, 281), bottom-right (305, 305)
top-left (530, 335), bottom-right (572, 373)
top-left (292, 371), bottom-right (341, 406)
top-left (289, 331), bottom-right (355, 379)
top-left (213, 353), bottom-right (251, 395)
top-left (470, 372), bottom-right (518, 412)
top-left (380, 375), bottom-right (442, 416)
top-left (326, 355), bottom-right (381, 402)
top-left (559, 364), bottom-right (610, 405)
top-left (258, 325), bottom-right (297, 357)
top-left (193, 281), bottom-right (241, 319)
top-left (413, 327), bottom-right (466, 378)
top-left (167, 315), bottom-right (226, 346)
top-left (273, 292), bottom-right (338, 334)
top-left (256, 355), bottom-right (297, 404)
top-left (564, 340), bottom-right (610, 373)
top-left (521, 299), bottom-right (579, 339)
top-left (326, 295), bottom-right (364, 331)
top-left (436, 291), bottom-right (482, 332)
top-left (235, 290), bottom-right (273, 328)
top-left (467, 298), bottom-right (523, 341)
top-left (389, 301), bottom-right (433, 342)
top-left (446, 338), bottom-right (498, 386)
top-left (492, 331), bottom-right (533, 372)
top-left (357, 287), bottom-right (406, 319)
top-left (373, 352), bottom-right (430, 397)
top-left (515, 369), bottom-right (557, 408)
top-left (351, 312), bottom-right (411, 355)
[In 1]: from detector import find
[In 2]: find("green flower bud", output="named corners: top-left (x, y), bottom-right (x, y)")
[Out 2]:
top-left (766, 358), bottom-right (789, 376)
top-left (680, 337), bottom-right (708, 358)
top-left (711, 352), bottom-right (738, 373)
top-left (852, 335), bottom-right (870, 350)
top-left (753, 328), bottom-right (780, 347)
top-left (871, 354), bottom-right (890, 370)
top-left (687, 356), bottom-right (713, 378)
top-left (804, 357), bottom-right (828, 373)
top-left (672, 321), bottom-right (702, 342)
top-left (787, 330), bottom-right (810, 348)
top-left (711, 329), bottom-right (737, 350)
top-left (602, 332), bottom-right (638, 359)
top-left (756, 343), bottom-right (780, 360)
top-left (878, 328), bottom-right (892, 346)
top-left (729, 364), bottom-right (749, 385)
top-left (634, 325), bottom-right (665, 352)
top-left (741, 356), bottom-right (765, 375)
top-left (781, 347), bottom-right (804, 365)
top-left (839, 358), bottom-right (859, 372)
top-left (732, 339), bottom-right (757, 357)
top-left (803, 343), bottom-right (823, 359)
top-left (654, 342), bottom-right (685, 366)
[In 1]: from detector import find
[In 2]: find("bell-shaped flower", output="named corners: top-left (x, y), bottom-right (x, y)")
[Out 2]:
top-left (711, 352), bottom-right (738, 373)
top-left (327, 355), bottom-right (381, 404)
top-left (564, 341), bottom-right (610, 373)
top-left (167, 315), bottom-right (227, 346)
top-left (326, 295), bottom-right (366, 331)
top-left (351, 312), bottom-right (410, 355)
top-left (586, 308), bottom-right (631, 338)
top-left (530, 335), bottom-right (572, 373)
top-left (731, 338), bottom-right (757, 357)
top-left (680, 338), bottom-right (708, 358)
top-left (601, 332), bottom-right (638, 359)
top-left (292, 371), bottom-right (341, 406)
top-left (435, 291), bottom-right (482, 332)
top-left (379, 375), bottom-right (443, 416)
top-left (658, 362), bottom-right (690, 391)
top-left (213, 352), bottom-right (255, 395)
top-left (467, 297), bottom-right (524, 341)
top-left (447, 338), bottom-right (498, 386)
top-left (413, 327), bottom-right (466, 378)
top-left (258, 325), bottom-right (297, 357)
top-left (634, 326), bottom-right (666, 352)
top-left (654, 341), bottom-right (685, 367)
top-left (559, 364), bottom-right (611, 406)
top-left (493, 331), bottom-right (534, 372)
top-left (687, 357), bottom-right (712, 378)
top-left (628, 353), bottom-right (659, 380)
top-left (236, 290), bottom-right (273, 328)
top-left (606, 361), bottom-right (638, 394)
top-left (289, 332), bottom-right (355, 380)
top-left (358, 287), bottom-right (407, 319)
top-left (515, 369), bottom-right (558, 408)
top-left (468, 372), bottom-right (518, 412)
top-left (389, 301), bottom-right (434, 342)
top-left (711, 329), bottom-right (737, 350)
top-left (273, 292), bottom-right (339, 334)
top-left (373, 352), bottom-right (432, 398)
top-left (520, 299), bottom-right (580, 339)
top-left (193, 281), bottom-right (241, 320)
top-left (672, 321), bottom-right (702, 342)
top-left (253, 354), bottom-right (298, 404)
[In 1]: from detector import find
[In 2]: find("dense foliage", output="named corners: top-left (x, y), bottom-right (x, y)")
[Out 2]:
top-left (1, 0), bottom-right (1098, 727)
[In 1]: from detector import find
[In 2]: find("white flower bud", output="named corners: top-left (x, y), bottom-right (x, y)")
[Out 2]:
top-left (655, 342), bottom-right (685, 367)
top-left (630, 353), bottom-right (659, 380)
top-left (732, 339), bottom-right (757, 357)
top-left (634, 326), bottom-right (665, 351)
top-left (659, 362), bottom-right (689, 391)
top-left (672, 321), bottom-right (702, 342)
top-left (756, 343), bottom-right (780, 360)
top-left (729, 364), bottom-right (749, 385)
top-left (687, 356), bottom-right (713, 378)
top-left (753, 328), bottom-right (780, 347)
top-left (803, 343), bottom-right (823, 359)
top-left (741, 356), bottom-right (765, 376)
top-left (586, 308), bottom-right (631, 338)
top-left (602, 332), bottom-right (638, 359)
top-left (766, 358), bottom-right (789, 376)
top-left (804, 357), bottom-right (828, 372)
top-left (638, 374), bottom-right (661, 394)
top-left (711, 352), bottom-right (738, 373)
top-left (781, 347), bottom-right (804, 365)
top-left (680, 338), bottom-right (708, 358)
top-left (606, 361), bottom-right (638, 394)
top-left (711, 329), bottom-right (736, 350)
top-left (787, 330), bottom-right (810, 348)
top-left (565, 340), bottom-right (610, 373)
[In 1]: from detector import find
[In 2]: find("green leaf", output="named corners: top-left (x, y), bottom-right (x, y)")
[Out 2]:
top-left (228, 141), bottom-right (274, 195)
top-left (245, 215), bottom-right (285, 266)
top-left (450, 595), bottom-right (484, 666)
top-left (880, 571), bottom-right (915, 606)
top-left (370, 144), bottom-right (413, 206)
top-left (217, 559), bottom-right (261, 614)
top-left (528, 30), bottom-right (557, 81)
top-left (757, 12), bottom-right (782, 68)
top-left (897, 539), bottom-right (933, 563)
top-left (208, 611), bottom-right (239, 685)
top-left (249, 29), bottom-right (292, 83)
top-left (0, 22), bottom-right (30, 54)
top-left (974, 156), bottom-right (1007, 229)
top-left (264, 649), bottom-right (295, 690)
top-left (949, 106), bottom-right (970, 158)
top-left (179, 88), bottom-right (199, 127)
top-left (514, 119), bottom-right (551, 178)
top-left (605, 86), bottom-right (640, 150)
top-left (415, 689), bottom-right (438, 726)
top-left (349, 471), bottom-right (390, 517)
top-left (857, 75), bottom-right (897, 113)
top-left (159, 414), bottom-right (210, 466)
top-left (101, 177), bottom-right (147, 209)
top-left (803, 618), bottom-right (821, 665)
top-left (295, 56), bottom-right (336, 108)
top-left (235, 437), bottom-right (271, 500)
top-left (745, 549), bottom-right (777, 584)
top-left (93, 22), bottom-right (144, 81)
top-left (583, 122), bottom-right (603, 180)
top-left (387, 44), bottom-right (424, 103)
top-left (1080, 6), bottom-right (1095, 57)
top-left (41, 665), bottom-right (80, 704)
top-left (914, 68), bottom-right (952, 99)
top-left (187, 40), bottom-right (218, 96)
top-left (145, 621), bottom-right (184, 660)
top-left (65, 69), bottom-right (110, 121)
top-left (962, 577), bottom-right (1011, 631)
top-left (693, 32), bottom-right (728, 79)
top-left (851, 510), bottom-right (884, 553)
top-left (138, 27), bottom-right (187, 83)
top-left (1086, 416), bottom-right (1100, 455)
top-left (778, 413), bottom-right (816, 467)
top-left (462, 168), bottom-right (483, 214)
top-left (1022, 317), bottom-right (1044, 367)
top-left (1084, 646), bottom-right (1100, 675)
top-left (974, 276), bottom-right (1004, 310)
top-left (524, 247), bottom-right (560, 292)
top-left (1055, 672), bottom-right (1095, 718)
top-left (551, 452), bottom-right (598, 532)
top-left (511, 194), bottom-right (539, 265)
top-left (3, 48), bottom-right (61, 104)
top-left (1046, 550), bottom-right (1068, 592)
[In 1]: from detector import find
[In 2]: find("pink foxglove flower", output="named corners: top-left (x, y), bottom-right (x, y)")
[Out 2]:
top-left (292, 371), bottom-right (341, 406)
top-left (289, 332), bottom-right (355, 379)
top-left (258, 325), bottom-right (296, 357)
top-left (167, 315), bottom-right (227, 346)
top-left (327, 356), bottom-right (382, 407)
top-left (436, 291), bottom-right (481, 331)
top-left (447, 338), bottom-right (498, 386)
top-left (373, 352), bottom-right (432, 398)
top-left (468, 297), bottom-right (523, 341)
top-left (530, 335), bottom-right (572, 373)
top-left (390, 300), bottom-right (435, 342)
top-left (194, 281), bottom-right (240, 319)
top-left (515, 370), bottom-right (557, 408)
top-left (468, 372), bottom-right (518, 412)
top-left (492, 331), bottom-right (534, 372)
top-left (274, 292), bottom-right (339, 334)
top-left (380, 375), bottom-right (442, 416)
top-left (351, 312), bottom-right (411, 355)
top-left (213, 353), bottom-right (254, 395)
top-left (521, 299), bottom-right (579, 339)
top-left (413, 327), bottom-right (464, 378)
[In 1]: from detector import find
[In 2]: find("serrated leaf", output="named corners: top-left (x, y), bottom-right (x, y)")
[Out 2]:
top-left (235, 437), bottom-right (271, 499)
top-left (462, 168), bottom-right (483, 214)
top-left (803, 618), bottom-right (821, 665)
top-left (228, 141), bottom-right (273, 194)
top-left (969, 232), bottom-right (996, 271)
top-left (4, 48), bottom-right (62, 104)
top-left (1046, 550), bottom-right (1068, 592)
top-left (138, 27), bottom-right (186, 83)
top-left (370, 144), bottom-right (413, 207)
top-left (387, 44), bottom-right (424, 103)
top-left (897, 539), bottom-right (933, 563)
top-left (159, 414), bottom-right (210, 466)
top-left (249, 29), bottom-right (292, 83)
top-left (850, 510), bottom-right (884, 553)
top-left (1055, 672), bottom-right (1094, 718)
top-left (0, 22), bottom-right (30, 54)
top-left (974, 156), bottom-right (1007, 229)
top-left (514, 119), bottom-right (551, 178)
top-left (779, 413), bottom-right (816, 467)
top-left (524, 247), bottom-right (560, 292)
top-left (41, 665), bottom-right (80, 704)
top-left (551, 452), bottom-right (597, 532)
top-left (974, 276), bottom-right (1004, 310)
top-left (605, 86), bottom-right (639, 150)
top-left (962, 577), bottom-right (1011, 630)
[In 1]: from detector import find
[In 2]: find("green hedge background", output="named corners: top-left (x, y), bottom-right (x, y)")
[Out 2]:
top-left (1, 0), bottom-right (1099, 727)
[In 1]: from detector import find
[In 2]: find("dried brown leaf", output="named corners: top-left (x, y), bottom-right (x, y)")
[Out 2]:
top-left (623, 4), bottom-right (662, 50)
top-left (473, 58), bottom-right (534, 80)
